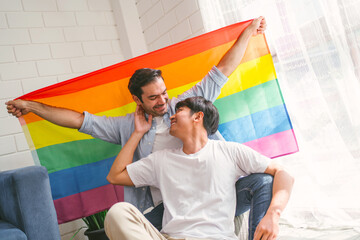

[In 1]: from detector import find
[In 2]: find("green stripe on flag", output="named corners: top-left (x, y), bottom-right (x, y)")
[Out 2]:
top-left (37, 138), bottom-right (122, 173)
top-left (215, 79), bottom-right (284, 124)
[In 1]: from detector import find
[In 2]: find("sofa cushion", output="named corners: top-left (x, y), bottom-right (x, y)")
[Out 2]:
top-left (0, 166), bottom-right (61, 240)
top-left (0, 220), bottom-right (27, 240)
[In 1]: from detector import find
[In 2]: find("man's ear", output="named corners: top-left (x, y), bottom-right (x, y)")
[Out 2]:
top-left (194, 111), bottom-right (204, 122)
top-left (132, 95), bottom-right (142, 105)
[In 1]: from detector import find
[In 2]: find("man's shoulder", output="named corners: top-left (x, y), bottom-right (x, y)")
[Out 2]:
top-left (147, 147), bottom-right (182, 164)
top-left (107, 111), bottom-right (136, 127)
top-left (209, 139), bottom-right (239, 147)
top-left (152, 146), bottom-right (182, 157)
top-left (209, 139), bottom-right (246, 153)
top-left (109, 111), bottom-right (136, 123)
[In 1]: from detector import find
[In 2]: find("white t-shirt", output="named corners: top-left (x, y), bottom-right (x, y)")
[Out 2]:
top-left (127, 139), bottom-right (270, 240)
top-left (150, 116), bottom-right (183, 206)
top-left (152, 116), bottom-right (182, 153)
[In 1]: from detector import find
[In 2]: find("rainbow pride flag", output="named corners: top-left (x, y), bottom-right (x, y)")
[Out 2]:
top-left (17, 19), bottom-right (298, 223)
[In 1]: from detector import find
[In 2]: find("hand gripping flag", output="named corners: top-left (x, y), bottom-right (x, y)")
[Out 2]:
top-left (17, 19), bottom-right (298, 223)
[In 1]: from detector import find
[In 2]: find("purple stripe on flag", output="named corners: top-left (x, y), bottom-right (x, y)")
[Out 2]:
top-left (243, 129), bottom-right (298, 158)
top-left (54, 184), bottom-right (124, 224)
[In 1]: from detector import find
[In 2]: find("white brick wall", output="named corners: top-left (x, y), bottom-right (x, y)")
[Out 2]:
top-left (57, 0), bottom-right (88, 11)
top-left (0, 62), bottom-right (38, 80)
top-left (30, 28), bottom-right (65, 43)
top-left (0, 135), bottom-right (16, 156)
top-left (83, 41), bottom-right (113, 56)
top-left (0, 1), bottom-right (205, 239)
top-left (0, 0), bottom-right (23, 11)
top-left (44, 12), bottom-right (77, 27)
top-left (170, 19), bottom-right (192, 43)
top-left (14, 44), bottom-right (51, 61)
top-left (14, 133), bottom-right (30, 151)
top-left (0, 46), bottom-right (15, 63)
top-left (136, 0), bottom-right (205, 52)
top-left (175, 0), bottom-right (199, 22)
top-left (157, 10), bottom-right (178, 35)
top-left (7, 12), bottom-right (44, 28)
top-left (94, 26), bottom-right (119, 40)
top-left (0, 116), bottom-right (23, 136)
top-left (0, 29), bottom-right (31, 44)
top-left (37, 59), bottom-right (72, 76)
top-left (22, 0), bottom-right (57, 11)
top-left (140, 1), bottom-right (164, 30)
top-left (22, 76), bottom-right (58, 94)
top-left (70, 56), bottom-right (102, 73)
top-left (0, 13), bottom-right (7, 28)
top-left (101, 54), bottom-right (124, 66)
top-left (0, 151), bottom-right (34, 171)
top-left (50, 43), bottom-right (84, 59)
top-left (189, 10), bottom-right (203, 33)
top-left (88, 0), bottom-right (112, 11)
top-left (104, 11), bottom-right (116, 25)
top-left (76, 12), bottom-right (108, 25)
top-left (64, 27), bottom-right (96, 41)
top-left (0, 100), bottom-right (8, 118)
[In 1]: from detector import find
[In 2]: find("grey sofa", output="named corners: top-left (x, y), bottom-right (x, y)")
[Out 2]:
top-left (0, 166), bottom-right (61, 240)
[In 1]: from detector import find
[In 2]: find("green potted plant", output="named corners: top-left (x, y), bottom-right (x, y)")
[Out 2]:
top-left (71, 210), bottom-right (109, 240)
top-left (83, 209), bottom-right (109, 240)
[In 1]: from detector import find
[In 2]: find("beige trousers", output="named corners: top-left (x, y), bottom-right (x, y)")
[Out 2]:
top-left (104, 202), bottom-right (211, 240)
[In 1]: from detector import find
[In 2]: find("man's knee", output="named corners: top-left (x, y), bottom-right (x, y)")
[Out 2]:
top-left (108, 201), bottom-right (136, 214)
top-left (253, 174), bottom-right (273, 196)
top-left (251, 173), bottom-right (273, 189)
top-left (236, 173), bottom-right (273, 191)
top-left (259, 173), bottom-right (273, 187)
top-left (105, 202), bottom-right (138, 228)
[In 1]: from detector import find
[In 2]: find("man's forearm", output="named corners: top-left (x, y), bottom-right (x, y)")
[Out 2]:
top-left (12, 100), bottom-right (84, 129)
top-left (253, 167), bottom-right (294, 240)
top-left (107, 105), bottom-right (152, 186)
top-left (266, 169), bottom-right (294, 218)
top-left (216, 27), bottom-right (253, 77)
top-left (30, 101), bottom-right (84, 129)
top-left (106, 131), bottom-right (143, 185)
top-left (217, 17), bottom-right (265, 77)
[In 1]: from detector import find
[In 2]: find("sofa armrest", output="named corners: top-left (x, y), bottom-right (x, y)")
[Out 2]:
top-left (0, 166), bottom-right (61, 240)
top-left (0, 220), bottom-right (27, 240)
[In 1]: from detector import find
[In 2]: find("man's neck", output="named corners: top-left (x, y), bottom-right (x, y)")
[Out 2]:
top-left (182, 131), bottom-right (208, 155)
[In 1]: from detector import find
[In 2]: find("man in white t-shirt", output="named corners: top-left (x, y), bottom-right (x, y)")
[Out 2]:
top-left (106, 96), bottom-right (294, 240)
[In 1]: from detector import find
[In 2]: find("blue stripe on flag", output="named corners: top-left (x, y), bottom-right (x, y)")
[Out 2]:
top-left (218, 104), bottom-right (292, 143)
top-left (49, 156), bottom-right (115, 200)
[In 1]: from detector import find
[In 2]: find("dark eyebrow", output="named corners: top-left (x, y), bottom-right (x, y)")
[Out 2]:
top-left (176, 106), bottom-right (184, 112)
top-left (148, 88), bottom-right (167, 99)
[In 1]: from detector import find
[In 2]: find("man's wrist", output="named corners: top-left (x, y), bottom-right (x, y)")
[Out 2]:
top-left (28, 100), bottom-right (45, 111)
top-left (268, 208), bottom-right (282, 220)
top-left (132, 130), bottom-right (146, 138)
top-left (243, 26), bottom-right (255, 38)
top-left (24, 100), bottom-right (34, 112)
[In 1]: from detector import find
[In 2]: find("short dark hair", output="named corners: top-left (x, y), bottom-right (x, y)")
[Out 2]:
top-left (128, 68), bottom-right (163, 102)
top-left (175, 96), bottom-right (219, 135)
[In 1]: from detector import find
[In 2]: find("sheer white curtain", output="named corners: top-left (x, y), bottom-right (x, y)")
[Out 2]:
top-left (199, 0), bottom-right (360, 231)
